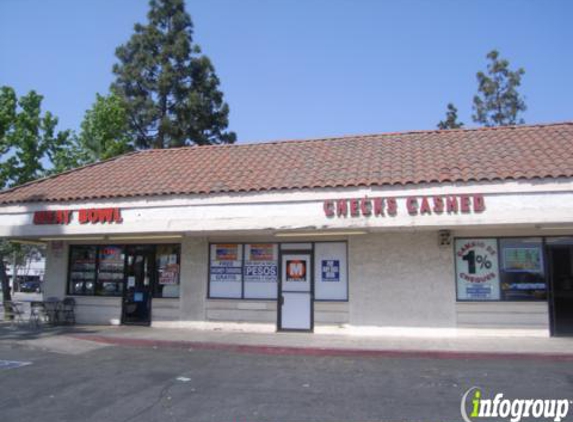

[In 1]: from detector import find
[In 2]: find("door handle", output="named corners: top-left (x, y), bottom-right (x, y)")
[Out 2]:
top-left (280, 295), bottom-right (284, 306)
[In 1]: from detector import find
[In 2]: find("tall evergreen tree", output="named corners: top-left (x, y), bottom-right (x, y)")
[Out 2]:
top-left (437, 103), bottom-right (464, 130)
top-left (472, 50), bottom-right (526, 127)
top-left (111, 0), bottom-right (236, 148)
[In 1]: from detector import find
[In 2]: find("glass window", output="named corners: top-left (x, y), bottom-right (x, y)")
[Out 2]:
top-left (455, 238), bottom-right (501, 301)
top-left (209, 244), bottom-right (243, 298)
top-left (155, 245), bottom-right (181, 298)
top-left (314, 242), bottom-right (348, 300)
top-left (500, 238), bottom-right (547, 300)
top-left (243, 244), bottom-right (278, 299)
top-left (96, 246), bottom-right (125, 297)
top-left (68, 246), bottom-right (97, 295)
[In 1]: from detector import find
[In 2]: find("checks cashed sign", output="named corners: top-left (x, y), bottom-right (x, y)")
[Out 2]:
top-left (455, 239), bottom-right (500, 300)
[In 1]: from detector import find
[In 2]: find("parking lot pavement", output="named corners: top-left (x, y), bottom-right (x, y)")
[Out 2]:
top-left (1, 339), bottom-right (572, 422)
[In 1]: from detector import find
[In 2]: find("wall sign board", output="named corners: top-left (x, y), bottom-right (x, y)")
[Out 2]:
top-left (324, 194), bottom-right (485, 218)
top-left (33, 208), bottom-right (123, 225)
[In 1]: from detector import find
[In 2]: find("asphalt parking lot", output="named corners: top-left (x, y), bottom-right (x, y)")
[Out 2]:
top-left (1, 338), bottom-right (572, 422)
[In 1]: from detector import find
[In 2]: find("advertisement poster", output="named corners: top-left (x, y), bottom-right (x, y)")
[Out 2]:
top-left (244, 244), bottom-right (278, 283)
top-left (159, 263), bottom-right (180, 285)
top-left (286, 259), bottom-right (307, 282)
top-left (321, 260), bottom-right (340, 282)
top-left (210, 244), bottom-right (242, 282)
top-left (503, 247), bottom-right (542, 273)
top-left (455, 239), bottom-right (500, 300)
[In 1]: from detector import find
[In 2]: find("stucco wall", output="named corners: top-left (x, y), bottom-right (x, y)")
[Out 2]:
top-left (179, 236), bottom-right (208, 322)
top-left (348, 232), bottom-right (456, 327)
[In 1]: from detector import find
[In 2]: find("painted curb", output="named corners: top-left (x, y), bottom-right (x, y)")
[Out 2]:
top-left (68, 334), bottom-right (573, 362)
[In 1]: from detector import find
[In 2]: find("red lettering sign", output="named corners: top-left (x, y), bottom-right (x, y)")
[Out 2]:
top-left (33, 208), bottom-right (123, 225)
top-left (322, 195), bottom-right (486, 218)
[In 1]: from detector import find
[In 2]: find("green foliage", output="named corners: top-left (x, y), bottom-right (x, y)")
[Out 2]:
top-left (0, 86), bottom-right (72, 188)
top-left (111, 0), bottom-right (236, 148)
top-left (437, 103), bottom-right (464, 130)
top-left (78, 93), bottom-right (133, 162)
top-left (472, 50), bottom-right (526, 127)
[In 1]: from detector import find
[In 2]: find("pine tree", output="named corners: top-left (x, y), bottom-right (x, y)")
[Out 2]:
top-left (472, 50), bottom-right (526, 127)
top-left (111, 0), bottom-right (236, 148)
top-left (437, 103), bottom-right (464, 130)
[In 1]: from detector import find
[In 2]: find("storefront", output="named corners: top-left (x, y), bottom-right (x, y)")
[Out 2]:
top-left (1, 122), bottom-right (572, 336)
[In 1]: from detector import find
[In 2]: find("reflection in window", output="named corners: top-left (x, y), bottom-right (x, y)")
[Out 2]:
top-left (500, 238), bottom-right (547, 300)
top-left (69, 246), bottom-right (97, 295)
top-left (97, 246), bottom-right (125, 296)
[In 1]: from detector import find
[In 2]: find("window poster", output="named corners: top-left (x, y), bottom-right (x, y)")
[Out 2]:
top-left (159, 263), bottom-right (180, 285)
top-left (244, 244), bottom-right (278, 283)
top-left (209, 244), bottom-right (243, 298)
top-left (286, 259), bottom-right (307, 282)
top-left (314, 242), bottom-right (348, 300)
top-left (455, 238), bottom-right (500, 300)
top-left (210, 244), bottom-right (243, 282)
top-left (503, 247), bottom-right (542, 273)
top-left (321, 260), bottom-right (340, 282)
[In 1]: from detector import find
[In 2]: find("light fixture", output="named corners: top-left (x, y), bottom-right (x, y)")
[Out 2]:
top-left (8, 239), bottom-right (46, 246)
top-left (275, 230), bottom-right (367, 237)
top-left (107, 234), bottom-right (183, 241)
top-left (39, 236), bottom-right (105, 241)
top-left (537, 226), bottom-right (573, 231)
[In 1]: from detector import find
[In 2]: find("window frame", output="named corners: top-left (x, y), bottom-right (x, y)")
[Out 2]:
top-left (207, 241), bottom-right (349, 302)
top-left (67, 243), bottom-right (181, 299)
top-left (454, 236), bottom-right (549, 302)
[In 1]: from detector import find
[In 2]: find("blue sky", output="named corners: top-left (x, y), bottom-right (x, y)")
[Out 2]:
top-left (0, 0), bottom-right (571, 144)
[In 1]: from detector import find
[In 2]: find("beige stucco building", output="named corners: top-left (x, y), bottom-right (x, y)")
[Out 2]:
top-left (1, 123), bottom-right (572, 336)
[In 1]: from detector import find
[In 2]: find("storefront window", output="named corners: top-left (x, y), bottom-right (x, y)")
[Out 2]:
top-left (499, 238), bottom-right (547, 300)
top-left (97, 246), bottom-right (125, 296)
top-left (209, 244), bottom-right (243, 298)
top-left (69, 246), bottom-right (97, 295)
top-left (244, 244), bottom-right (278, 299)
top-left (208, 242), bottom-right (348, 301)
top-left (155, 245), bottom-right (181, 298)
top-left (454, 238), bottom-right (501, 301)
top-left (314, 242), bottom-right (348, 301)
top-left (68, 244), bottom-right (181, 298)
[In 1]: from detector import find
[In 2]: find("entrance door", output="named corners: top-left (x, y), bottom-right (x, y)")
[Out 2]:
top-left (122, 246), bottom-right (154, 325)
top-left (278, 253), bottom-right (313, 331)
top-left (548, 244), bottom-right (573, 336)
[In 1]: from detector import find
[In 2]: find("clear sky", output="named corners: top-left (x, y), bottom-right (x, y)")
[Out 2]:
top-left (1, 0), bottom-right (571, 144)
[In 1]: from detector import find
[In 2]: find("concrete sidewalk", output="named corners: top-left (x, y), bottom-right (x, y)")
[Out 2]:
top-left (58, 324), bottom-right (573, 361)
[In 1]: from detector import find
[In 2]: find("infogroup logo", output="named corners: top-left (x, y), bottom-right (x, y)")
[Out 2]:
top-left (461, 387), bottom-right (571, 422)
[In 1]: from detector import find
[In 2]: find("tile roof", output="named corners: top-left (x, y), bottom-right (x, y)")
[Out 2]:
top-left (1, 122), bottom-right (572, 205)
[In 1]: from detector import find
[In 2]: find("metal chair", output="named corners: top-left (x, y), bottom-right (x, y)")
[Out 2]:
top-left (59, 298), bottom-right (76, 325)
top-left (3, 301), bottom-right (25, 326)
top-left (29, 302), bottom-right (49, 328)
top-left (43, 297), bottom-right (61, 325)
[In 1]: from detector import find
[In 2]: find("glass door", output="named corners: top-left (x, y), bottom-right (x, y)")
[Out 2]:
top-left (278, 253), bottom-right (313, 331)
top-left (122, 246), bottom-right (155, 325)
top-left (547, 242), bottom-right (573, 336)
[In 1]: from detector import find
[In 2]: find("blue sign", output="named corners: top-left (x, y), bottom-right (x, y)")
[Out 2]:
top-left (321, 260), bottom-right (340, 282)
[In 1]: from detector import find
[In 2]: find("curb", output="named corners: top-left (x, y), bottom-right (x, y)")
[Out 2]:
top-left (68, 334), bottom-right (573, 362)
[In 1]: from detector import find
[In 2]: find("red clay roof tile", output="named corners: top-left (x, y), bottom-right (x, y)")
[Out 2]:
top-left (0, 122), bottom-right (572, 204)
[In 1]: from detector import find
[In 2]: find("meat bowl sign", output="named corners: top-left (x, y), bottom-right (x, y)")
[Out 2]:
top-left (33, 208), bottom-right (123, 225)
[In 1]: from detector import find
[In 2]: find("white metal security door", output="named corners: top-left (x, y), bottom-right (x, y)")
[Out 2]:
top-left (279, 253), bottom-right (313, 331)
